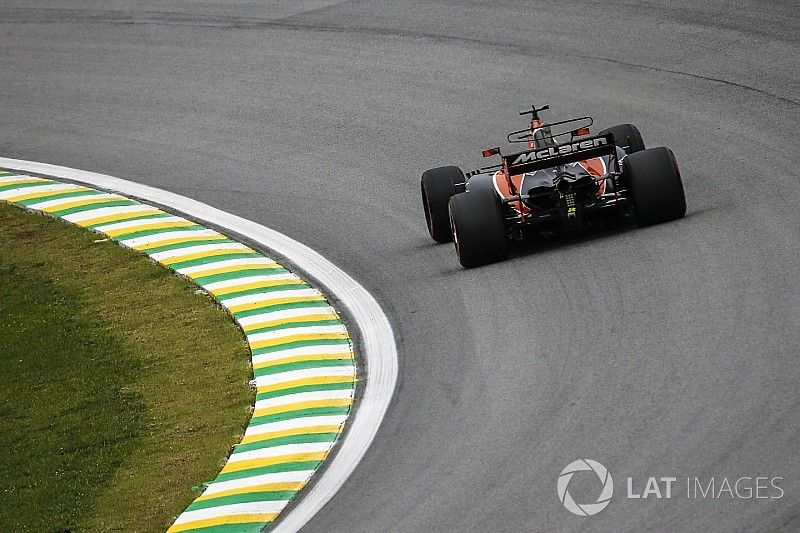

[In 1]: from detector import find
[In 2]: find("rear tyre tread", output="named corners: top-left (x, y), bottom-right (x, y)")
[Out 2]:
top-left (448, 189), bottom-right (508, 268)
top-left (624, 147), bottom-right (687, 226)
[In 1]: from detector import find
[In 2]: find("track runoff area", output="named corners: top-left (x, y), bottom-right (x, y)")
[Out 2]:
top-left (0, 167), bottom-right (368, 532)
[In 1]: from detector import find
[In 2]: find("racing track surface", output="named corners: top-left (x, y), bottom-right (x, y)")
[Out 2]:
top-left (1, 1), bottom-right (799, 530)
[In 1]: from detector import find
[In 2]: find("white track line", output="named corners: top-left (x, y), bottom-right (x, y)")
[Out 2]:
top-left (255, 367), bottom-right (355, 389)
top-left (228, 442), bottom-right (335, 463)
top-left (119, 228), bottom-right (223, 248)
top-left (94, 214), bottom-right (189, 233)
top-left (0, 157), bottom-right (398, 533)
top-left (238, 306), bottom-right (337, 327)
top-left (248, 325), bottom-right (348, 343)
top-left (62, 203), bottom-right (157, 223)
top-left (220, 288), bottom-right (321, 309)
top-left (244, 415), bottom-right (350, 438)
top-left (255, 389), bottom-right (355, 411)
top-left (0, 182), bottom-right (82, 199)
top-left (252, 345), bottom-right (353, 366)
top-left (177, 256), bottom-right (279, 275)
top-left (174, 502), bottom-right (290, 524)
top-left (202, 471), bottom-right (317, 498)
top-left (148, 241), bottom-right (250, 261)
top-left (31, 192), bottom-right (121, 210)
top-left (202, 273), bottom-right (300, 291)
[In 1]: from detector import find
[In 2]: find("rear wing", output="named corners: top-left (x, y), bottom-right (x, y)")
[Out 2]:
top-left (502, 133), bottom-right (615, 175)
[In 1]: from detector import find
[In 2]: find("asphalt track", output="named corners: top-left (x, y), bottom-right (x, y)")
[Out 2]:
top-left (1, 1), bottom-right (799, 531)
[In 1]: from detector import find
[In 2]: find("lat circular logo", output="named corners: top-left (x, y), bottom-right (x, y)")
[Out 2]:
top-left (557, 459), bottom-right (614, 516)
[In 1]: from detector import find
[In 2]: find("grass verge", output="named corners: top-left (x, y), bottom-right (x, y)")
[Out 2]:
top-left (0, 201), bottom-right (252, 532)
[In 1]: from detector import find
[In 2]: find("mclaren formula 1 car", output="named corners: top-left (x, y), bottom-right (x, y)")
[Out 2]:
top-left (420, 104), bottom-right (687, 268)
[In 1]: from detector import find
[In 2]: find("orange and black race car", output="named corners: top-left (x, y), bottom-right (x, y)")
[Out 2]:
top-left (420, 104), bottom-right (687, 268)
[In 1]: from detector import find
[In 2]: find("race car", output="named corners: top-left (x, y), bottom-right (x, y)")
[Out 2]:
top-left (420, 104), bottom-right (687, 268)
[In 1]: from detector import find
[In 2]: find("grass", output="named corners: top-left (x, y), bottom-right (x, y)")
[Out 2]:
top-left (0, 201), bottom-right (253, 532)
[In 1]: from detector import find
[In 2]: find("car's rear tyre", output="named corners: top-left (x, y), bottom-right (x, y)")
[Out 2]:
top-left (624, 147), bottom-right (687, 226)
top-left (448, 189), bottom-right (508, 268)
top-left (421, 165), bottom-right (465, 243)
top-left (600, 123), bottom-right (645, 154)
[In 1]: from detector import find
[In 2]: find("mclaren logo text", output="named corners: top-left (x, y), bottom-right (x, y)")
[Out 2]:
top-left (512, 137), bottom-right (609, 165)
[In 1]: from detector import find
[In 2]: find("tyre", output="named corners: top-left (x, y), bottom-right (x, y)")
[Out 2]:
top-left (464, 172), bottom-right (495, 194)
top-left (421, 165), bottom-right (465, 243)
top-left (600, 123), bottom-right (645, 154)
top-left (448, 189), bottom-right (508, 268)
top-left (623, 147), bottom-right (687, 226)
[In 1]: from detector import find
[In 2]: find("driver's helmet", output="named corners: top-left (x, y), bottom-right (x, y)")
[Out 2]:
top-left (532, 125), bottom-right (556, 149)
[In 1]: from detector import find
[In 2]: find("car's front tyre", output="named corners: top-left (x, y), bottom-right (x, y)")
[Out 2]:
top-left (421, 166), bottom-right (465, 243)
top-left (600, 123), bottom-right (645, 154)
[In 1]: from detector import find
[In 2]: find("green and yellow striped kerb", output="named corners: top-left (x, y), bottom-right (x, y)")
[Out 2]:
top-left (0, 170), bottom-right (357, 533)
